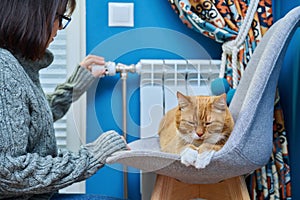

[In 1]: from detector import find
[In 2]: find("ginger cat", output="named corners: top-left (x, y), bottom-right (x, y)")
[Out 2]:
top-left (158, 92), bottom-right (234, 169)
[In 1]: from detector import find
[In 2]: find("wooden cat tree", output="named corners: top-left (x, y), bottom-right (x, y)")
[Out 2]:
top-left (151, 175), bottom-right (250, 200)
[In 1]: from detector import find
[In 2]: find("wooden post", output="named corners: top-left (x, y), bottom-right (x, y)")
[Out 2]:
top-left (151, 175), bottom-right (250, 200)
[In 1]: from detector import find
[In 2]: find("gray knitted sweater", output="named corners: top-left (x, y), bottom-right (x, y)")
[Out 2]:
top-left (0, 48), bottom-right (127, 199)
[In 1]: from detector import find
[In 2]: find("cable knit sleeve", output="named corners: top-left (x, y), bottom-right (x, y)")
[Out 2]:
top-left (0, 61), bottom-right (127, 198)
top-left (46, 65), bottom-right (97, 122)
top-left (0, 78), bottom-right (127, 196)
top-left (0, 130), bottom-right (127, 198)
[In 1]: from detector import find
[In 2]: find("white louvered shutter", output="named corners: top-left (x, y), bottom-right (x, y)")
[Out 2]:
top-left (40, 30), bottom-right (68, 150)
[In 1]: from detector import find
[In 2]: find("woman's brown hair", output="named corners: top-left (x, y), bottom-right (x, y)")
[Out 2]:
top-left (0, 0), bottom-right (76, 60)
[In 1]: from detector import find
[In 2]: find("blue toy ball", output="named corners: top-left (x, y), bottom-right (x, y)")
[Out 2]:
top-left (211, 78), bottom-right (230, 95)
top-left (226, 88), bottom-right (236, 105)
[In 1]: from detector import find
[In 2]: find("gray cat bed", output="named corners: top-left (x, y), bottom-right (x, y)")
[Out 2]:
top-left (107, 6), bottom-right (300, 184)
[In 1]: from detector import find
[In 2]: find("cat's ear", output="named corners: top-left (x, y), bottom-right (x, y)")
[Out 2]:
top-left (213, 93), bottom-right (227, 111)
top-left (177, 91), bottom-right (190, 109)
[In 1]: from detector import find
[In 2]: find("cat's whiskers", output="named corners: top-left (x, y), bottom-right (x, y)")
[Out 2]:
top-left (203, 132), bottom-right (225, 145)
top-left (177, 130), bottom-right (197, 144)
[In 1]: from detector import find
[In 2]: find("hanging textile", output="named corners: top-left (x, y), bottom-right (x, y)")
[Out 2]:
top-left (168, 0), bottom-right (272, 87)
top-left (168, 0), bottom-right (292, 199)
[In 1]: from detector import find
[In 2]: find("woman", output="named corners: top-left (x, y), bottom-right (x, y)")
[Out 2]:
top-left (0, 1), bottom-right (128, 199)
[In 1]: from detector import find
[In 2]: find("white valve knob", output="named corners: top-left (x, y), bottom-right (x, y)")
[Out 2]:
top-left (91, 62), bottom-right (116, 76)
top-left (105, 61), bottom-right (116, 76)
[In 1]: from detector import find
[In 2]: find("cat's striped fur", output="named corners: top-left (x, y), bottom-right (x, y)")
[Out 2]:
top-left (158, 92), bottom-right (234, 168)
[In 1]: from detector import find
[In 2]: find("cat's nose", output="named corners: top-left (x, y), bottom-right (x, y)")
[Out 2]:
top-left (197, 132), bottom-right (203, 137)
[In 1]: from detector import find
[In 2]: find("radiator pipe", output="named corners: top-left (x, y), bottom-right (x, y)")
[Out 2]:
top-left (115, 63), bottom-right (138, 199)
top-left (121, 71), bottom-right (128, 199)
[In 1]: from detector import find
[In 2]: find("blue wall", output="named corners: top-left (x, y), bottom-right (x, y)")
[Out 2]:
top-left (85, 0), bottom-right (221, 199)
top-left (274, 1), bottom-right (300, 199)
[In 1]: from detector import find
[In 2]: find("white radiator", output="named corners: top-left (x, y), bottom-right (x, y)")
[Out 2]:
top-left (138, 59), bottom-right (221, 199)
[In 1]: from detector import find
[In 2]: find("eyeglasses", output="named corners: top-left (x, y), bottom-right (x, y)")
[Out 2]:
top-left (57, 14), bottom-right (71, 29)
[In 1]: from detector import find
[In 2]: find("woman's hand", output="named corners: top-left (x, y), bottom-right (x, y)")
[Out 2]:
top-left (80, 55), bottom-right (106, 77)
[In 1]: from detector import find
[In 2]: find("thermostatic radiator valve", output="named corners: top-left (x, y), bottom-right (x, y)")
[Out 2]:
top-left (92, 61), bottom-right (142, 76)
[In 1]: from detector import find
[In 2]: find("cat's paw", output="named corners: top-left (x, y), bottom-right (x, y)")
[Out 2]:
top-left (180, 148), bottom-right (215, 169)
top-left (194, 150), bottom-right (215, 169)
top-left (180, 148), bottom-right (198, 167)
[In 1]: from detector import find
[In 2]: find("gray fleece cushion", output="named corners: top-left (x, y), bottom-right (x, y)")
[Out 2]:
top-left (107, 6), bottom-right (300, 184)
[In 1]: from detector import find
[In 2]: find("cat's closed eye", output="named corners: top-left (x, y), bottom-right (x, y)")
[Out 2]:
top-left (205, 122), bottom-right (212, 126)
top-left (182, 120), bottom-right (195, 127)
